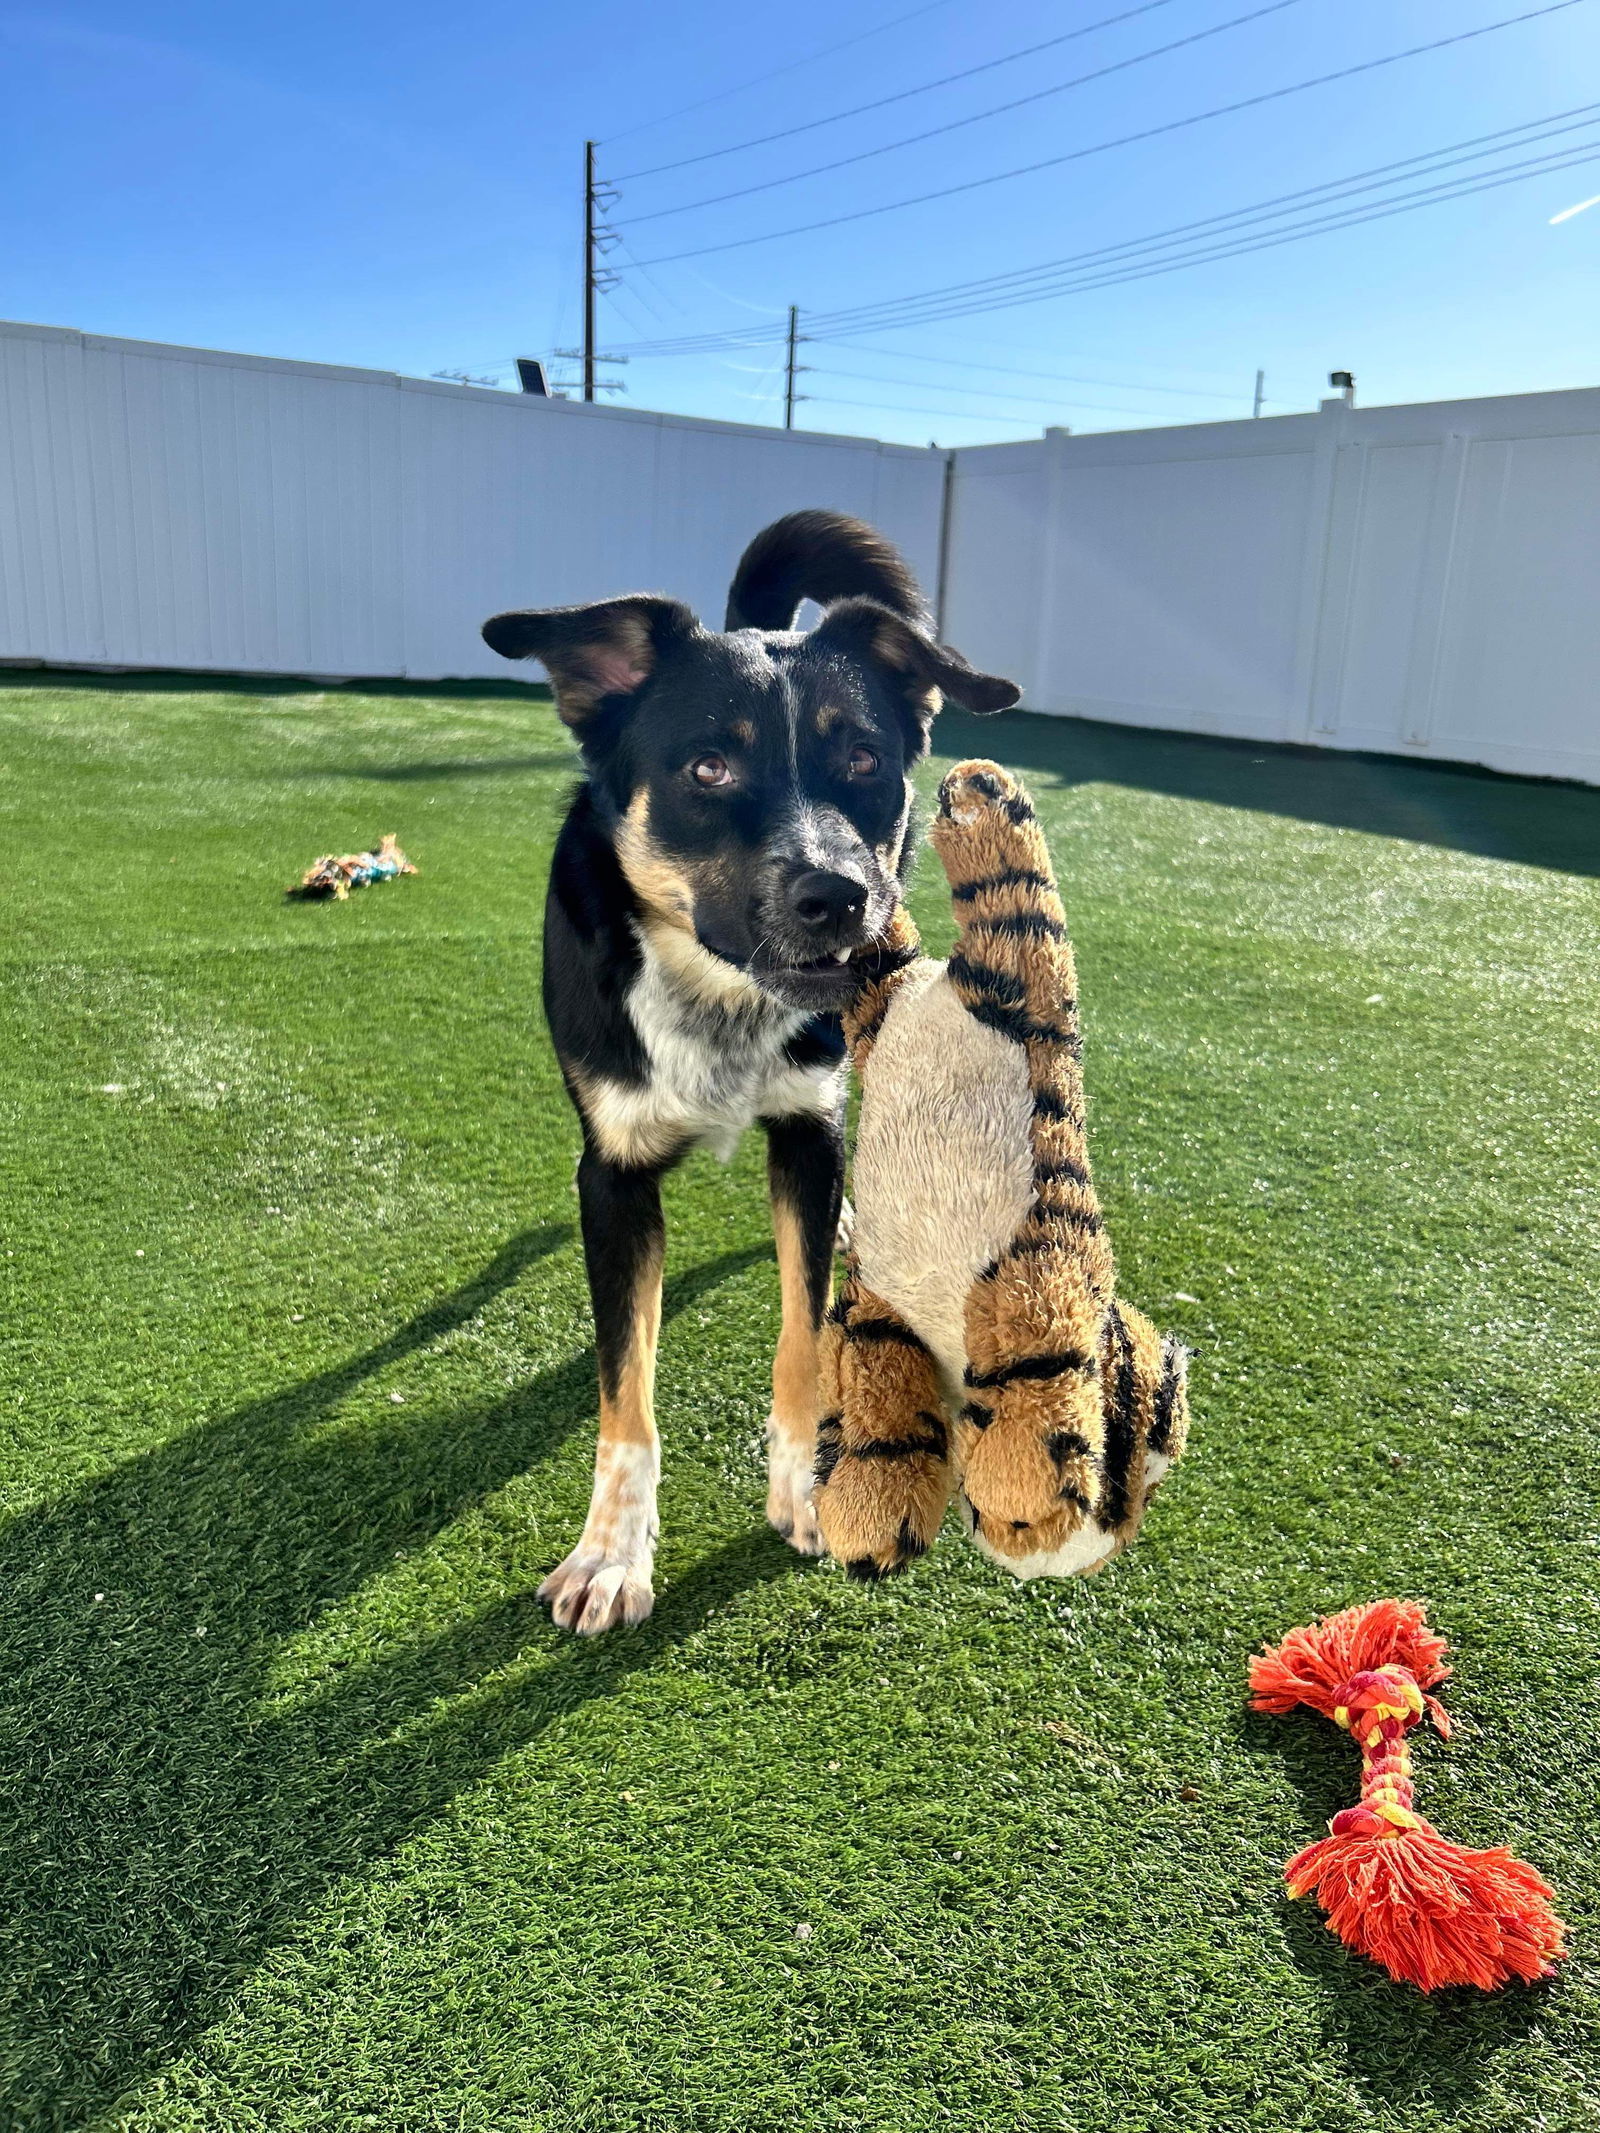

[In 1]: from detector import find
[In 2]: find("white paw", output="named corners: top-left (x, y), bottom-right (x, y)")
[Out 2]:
top-left (538, 1546), bottom-right (655, 1635)
top-left (963, 1506), bottom-right (1117, 1581)
top-left (766, 1421), bottom-right (825, 1555)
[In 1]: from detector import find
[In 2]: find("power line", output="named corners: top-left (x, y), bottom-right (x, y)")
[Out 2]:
top-left (604, 0), bottom-right (960, 144)
top-left (602, 101), bottom-right (1600, 353)
top-left (815, 343), bottom-right (1295, 400)
top-left (610, 123), bottom-right (1600, 357)
top-left (630, 0), bottom-right (1592, 263)
top-left (794, 103), bottom-right (1600, 334)
top-left (808, 363), bottom-right (1263, 412)
top-left (617, 0), bottom-right (1185, 181)
top-left (808, 394), bottom-right (1078, 426)
top-left (806, 139), bottom-right (1600, 334)
top-left (627, 0), bottom-right (1308, 225)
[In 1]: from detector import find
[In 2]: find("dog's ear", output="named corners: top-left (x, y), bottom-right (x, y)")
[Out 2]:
top-left (481, 595), bottom-right (697, 727)
top-left (811, 597), bottom-right (1020, 757)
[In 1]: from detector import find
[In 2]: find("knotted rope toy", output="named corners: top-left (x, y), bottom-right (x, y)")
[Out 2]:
top-left (1250, 1599), bottom-right (1566, 1991)
top-left (289, 834), bottom-right (417, 901)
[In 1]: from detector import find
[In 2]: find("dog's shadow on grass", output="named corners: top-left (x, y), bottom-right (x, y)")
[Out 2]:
top-left (1242, 1709), bottom-right (1549, 2117)
top-left (0, 1227), bottom-right (788, 2129)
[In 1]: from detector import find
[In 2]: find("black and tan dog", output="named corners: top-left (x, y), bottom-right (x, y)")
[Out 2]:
top-left (482, 511), bottom-right (1017, 1633)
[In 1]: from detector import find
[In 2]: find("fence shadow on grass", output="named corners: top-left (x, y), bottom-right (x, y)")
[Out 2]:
top-left (0, 670), bottom-right (554, 707)
top-left (297, 753), bottom-right (573, 782)
top-left (1240, 1709), bottom-right (1548, 2119)
top-left (0, 1227), bottom-right (786, 2129)
top-left (939, 709), bottom-right (1600, 879)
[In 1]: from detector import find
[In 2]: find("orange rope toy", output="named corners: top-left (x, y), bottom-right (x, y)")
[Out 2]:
top-left (1249, 1599), bottom-right (1566, 1992)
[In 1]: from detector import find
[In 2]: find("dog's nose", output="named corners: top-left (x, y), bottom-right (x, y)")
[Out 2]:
top-left (786, 868), bottom-right (867, 933)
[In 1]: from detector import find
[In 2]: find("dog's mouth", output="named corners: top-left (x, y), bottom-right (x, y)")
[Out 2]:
top-left (747, 938), bottom-right (867, 1005)
top-left (757, 957), bottom-right (865, 1008)
top-left (778, 945), bottom-right (855, 973)
top-left (695, 931), bottom-right (872, 1006)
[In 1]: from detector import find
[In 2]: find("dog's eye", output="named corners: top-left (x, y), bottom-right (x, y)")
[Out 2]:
top-left (691, 753), bottom-right (732, 788)
top-left (847, 745), bottom-right (880, 778)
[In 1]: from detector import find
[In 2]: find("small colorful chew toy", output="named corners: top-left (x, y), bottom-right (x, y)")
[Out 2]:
top-left (289, 834), bottom-right (417, 901)
top-left (1250, 1599), bottom-right (1566, 1991)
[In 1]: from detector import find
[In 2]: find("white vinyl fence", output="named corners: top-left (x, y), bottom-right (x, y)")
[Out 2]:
top-left (943, 386), bottom-right (1600, 786)
top-left (0, 321), bottom-right (943, 684)
top-left (3, 319), bottom-right (1596, 784)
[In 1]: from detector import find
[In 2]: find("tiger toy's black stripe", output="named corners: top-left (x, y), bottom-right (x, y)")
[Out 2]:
top-left (843, 1316), bottom-right (933, 1354)
top-left (950, 866), bottom-right (1056, 903)
top-left (966, 909), bottom-right (1065, 941)
top-left (965, 1350), bottom-right (1097, 1390)
top-left (944, 953), bottom-right (1027, 1008)
top-left (1096, 1307), bottom-right (1138, 1532)
top-left (1150, 1336), bottom-right (1186, 1458)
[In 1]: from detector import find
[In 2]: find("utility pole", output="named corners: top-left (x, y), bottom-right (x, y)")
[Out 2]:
top-left (1252, 368), bottom-right (1265, 419)
top-left (583, 141), bottom-right (598, 404)
top-left (580, 143), bottom-right (623, 405)
top-left (784, 305), bottom-right (803, 431)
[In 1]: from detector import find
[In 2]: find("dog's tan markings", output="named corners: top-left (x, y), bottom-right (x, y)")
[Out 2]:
top-left (538, 1229), bottom-right (664, 1635)
top-left (615, 795), bottom-right (768, 1012)
top-left (765, 1197), bottom-right (828, 1554)
top-left (566, 1064), bottom-right (687, 1171)
top-left (640, 917), bottom-right (766, 1011)
top-left (615, 792), bottom-right (696, 930)
top-left (730, 718), bottom-right (756, 747)
top-left (813, 702), bottom-right (852, 736)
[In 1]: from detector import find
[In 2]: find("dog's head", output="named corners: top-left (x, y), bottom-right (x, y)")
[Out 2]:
top-left (482, 516), bottom-right (1019, 1011)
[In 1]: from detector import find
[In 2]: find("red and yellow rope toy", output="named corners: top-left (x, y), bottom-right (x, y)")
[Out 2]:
top-left (1250, 1599), bottom-right (1566, 1992)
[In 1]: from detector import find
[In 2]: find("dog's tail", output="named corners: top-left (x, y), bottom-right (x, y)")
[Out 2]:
top-left (724, 510), bottom-right (930, 631)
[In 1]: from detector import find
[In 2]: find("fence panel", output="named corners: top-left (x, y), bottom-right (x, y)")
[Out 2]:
top-left (945, 389), bottom-right (1600, 783)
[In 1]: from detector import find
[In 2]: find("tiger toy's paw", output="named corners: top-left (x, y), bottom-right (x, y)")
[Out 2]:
top-left (957, 1303), bottom-right (1192, 1582)
top-left (956, 1410), bottom-right (1116, 1580)
top-left (934, 758), bottom-right (1034, 832)
top-left (930, 760), bottom-right (1051, 890)
top-left (813, 1285), bottom-right (954, 1580)
top-left (814, 1409), bottom-right (952, 1580)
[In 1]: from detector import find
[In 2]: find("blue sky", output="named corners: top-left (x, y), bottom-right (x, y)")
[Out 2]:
top-left (4, 0), bottom-right (1598, 443)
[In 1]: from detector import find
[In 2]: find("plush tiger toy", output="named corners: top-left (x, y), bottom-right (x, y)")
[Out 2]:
top-left (814, 758), bottom-right (1190, 1581)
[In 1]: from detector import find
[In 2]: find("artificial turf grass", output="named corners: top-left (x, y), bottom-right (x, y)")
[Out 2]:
top-left (1, 671), bottom-right (1597, 2132)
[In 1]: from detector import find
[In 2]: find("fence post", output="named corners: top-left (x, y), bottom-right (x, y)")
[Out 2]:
top-left (1030, 425), bottom-right (1073, 714)
top-left (1401, 430), bottom-right (1472, 749)
top-left (1288, 393), bottom-right (1354, 744)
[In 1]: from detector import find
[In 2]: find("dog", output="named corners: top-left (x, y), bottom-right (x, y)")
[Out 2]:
top-left (482, 511), bottom-right (1019, 1633)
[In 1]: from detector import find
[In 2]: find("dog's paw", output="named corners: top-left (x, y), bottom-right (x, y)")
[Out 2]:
top-left (835, 1197), bottom-right (855, 1255)
top-left (538, 1545), bottom-right (655, 1635)
top-left (765, 1420), bottom-right (825, 1555)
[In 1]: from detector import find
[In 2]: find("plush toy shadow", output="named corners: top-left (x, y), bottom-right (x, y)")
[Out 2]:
top-left (815, 759), bottom-right (1191, 1581)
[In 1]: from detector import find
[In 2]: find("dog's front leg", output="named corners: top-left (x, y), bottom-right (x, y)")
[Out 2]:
top-left (763, 1109), bottom-right (845, 1555)
top-left (540, 1148), bottom-right (665, 1634)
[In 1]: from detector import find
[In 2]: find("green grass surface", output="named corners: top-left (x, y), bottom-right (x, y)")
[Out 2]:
top-left (2, 670), bottom-right (1598, 2132)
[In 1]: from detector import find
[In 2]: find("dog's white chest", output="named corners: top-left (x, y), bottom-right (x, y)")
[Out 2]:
top-left (581, 929), bottom-right (843, 1167)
